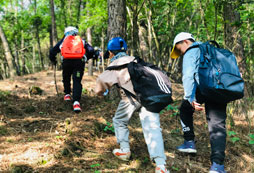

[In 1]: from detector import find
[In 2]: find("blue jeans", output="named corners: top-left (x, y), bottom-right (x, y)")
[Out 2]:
top-left (113, 99), bottom-right (166, 164)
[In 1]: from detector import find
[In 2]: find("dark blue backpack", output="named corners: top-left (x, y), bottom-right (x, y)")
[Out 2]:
top-left (187, 41), bottom-right (244, 103)
top-left (107, 57), bottom-right (173, 113)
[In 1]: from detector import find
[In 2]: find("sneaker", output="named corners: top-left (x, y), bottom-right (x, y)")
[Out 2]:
top-left (177, 140), bottom-right (197, 153)
top-left (112, 148), bottom-right (131, 161)
top-left (73, 101), bottom-right (81, 113)
top-left (209, 162), bottom-right (226, 173)
top-left (155, 165), bottom-right (170, 173)
top-left (64, 94), bottom-right (71, 101)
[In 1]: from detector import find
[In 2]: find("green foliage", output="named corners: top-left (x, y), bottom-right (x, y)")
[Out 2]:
top-left (0, 126), bottom-right (8, 135)
top-left (0, 90), bottom-right (11, 101)
top-left (104, 122), bottom-right (115, 133)
top-left (227, 130), bottom-right (240, 143)
top-left (249, 134), bottom-right (254, 145)
top-left (90, 163), bottom-right (101, 168)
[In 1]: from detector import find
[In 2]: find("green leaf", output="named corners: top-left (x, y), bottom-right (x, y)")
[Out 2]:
top-left (249, 133), bottom-right (254, 139)
top-left (231, 137), bottom-right (240, 143)
top-left (90, 163), bottom-right (100, 168)
top-left (249, 140), bottom-right (254, 145)
top-left (228, 131), bottom-right (236, 136)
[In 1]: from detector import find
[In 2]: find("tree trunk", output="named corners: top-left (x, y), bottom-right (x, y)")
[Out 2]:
top-left (50, 0), bottom-right (58, 45)
top-left (107, 0), bottom-right (127, 100)
top-left (34, 0), bottom-right (44, 70)
top-left (60, 0), bottom-right (68, 27)
top-left (126, 0), bottom-right (140, 57)
top-left (76, 0), bottom-right (82, 23)
top-left (87, 27), bottom-right (93, 76)
top-left (146, 5), bottom-right (153, 63)
top-left (223, 1), bottom-right (245, 73)
top-left (100, 29), bottom-right (105, 72)
top-left (223, 0), bottom-right (249, 97)
top-left (0, 25), bottom-right (15, 78)
top-left (107, 0), bottom-right (127, 40)
top-left (138, 24), bottom-right (149, 62)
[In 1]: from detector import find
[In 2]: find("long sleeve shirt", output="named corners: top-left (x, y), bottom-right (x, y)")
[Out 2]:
top-left (182, 42), bottom-right (201, 103)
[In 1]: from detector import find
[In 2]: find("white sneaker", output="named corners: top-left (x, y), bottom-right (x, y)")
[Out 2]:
top-left (112, 148), bottom-right (131, 161)
top-left (155, 165), bottom-right (170, 173)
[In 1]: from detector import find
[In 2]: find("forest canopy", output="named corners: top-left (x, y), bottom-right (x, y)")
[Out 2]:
top-left (0, 0), bottom-right (253, 97)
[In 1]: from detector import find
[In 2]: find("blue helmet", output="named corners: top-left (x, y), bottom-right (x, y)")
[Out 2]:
top-left (107, 37), bottom-right (127, 51)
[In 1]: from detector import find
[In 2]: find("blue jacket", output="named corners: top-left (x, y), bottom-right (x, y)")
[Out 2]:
top-left (182, 42), bottom-right (202, 103)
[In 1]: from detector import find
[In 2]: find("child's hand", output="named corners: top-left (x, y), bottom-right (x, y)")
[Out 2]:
top-left (191, 101), bottom-right (204, 111)
top-left (103, 89), bottom-right (109, 96)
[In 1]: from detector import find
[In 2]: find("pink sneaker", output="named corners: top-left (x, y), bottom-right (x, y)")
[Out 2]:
top-left (64, 94), bottom-right (71, 101)
top-left (73, 101), bottom-right (81, 113)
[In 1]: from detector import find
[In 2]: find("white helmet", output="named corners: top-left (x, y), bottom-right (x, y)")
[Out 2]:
top-left (64, 26), bottom-right (78, 35)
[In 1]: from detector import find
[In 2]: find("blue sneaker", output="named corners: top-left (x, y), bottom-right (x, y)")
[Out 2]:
top-left (177, 140), bottom-right (197, 153)
top-left (209, 162), bottom-right (226, 173)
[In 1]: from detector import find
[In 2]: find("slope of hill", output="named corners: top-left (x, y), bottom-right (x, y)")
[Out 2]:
top-left (0, 70), bottom-right (253, 173)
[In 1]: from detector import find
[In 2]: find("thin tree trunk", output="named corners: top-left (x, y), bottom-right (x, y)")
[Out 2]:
top-left (34, 0), bottom-right (44, 70)
top-left (100, 29), bottom-right (105, 72)
top-left (76, 0), bottom-right (82, 23)
top-left (50, 0), bottom-right (58, 45)
top-left (146, 6), bottom-right (153, 63)
top-left (60, 0), bottom-right (67, 27)
top-left (138, 24), bottom-right (148, 61)
top-left (0, 25), bottom-right (15, 77)
top-left (87, 27), bottom-right (93, 76)
top-left (199, 0), bottom-right (210, 39)
top-left (32, 44), bottom-right (35, 72)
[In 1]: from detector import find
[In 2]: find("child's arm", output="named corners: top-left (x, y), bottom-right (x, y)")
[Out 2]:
top-left (95, 70), bottom-right (118, 96)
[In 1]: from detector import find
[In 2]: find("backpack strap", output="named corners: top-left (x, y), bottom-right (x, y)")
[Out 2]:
top-left (106, 63), bottom-right (128, 71)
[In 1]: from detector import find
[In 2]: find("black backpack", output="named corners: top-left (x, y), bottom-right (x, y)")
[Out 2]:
top-left (107, 57), bottom-right (173, 113)
top-left (186, 41), bottom-right (244, 103)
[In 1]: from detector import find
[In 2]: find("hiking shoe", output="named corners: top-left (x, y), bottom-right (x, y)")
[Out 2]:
top-left (73, 101), bottom-right (81, 113)
top-left (177, 140), bottom-right (197, 153)
top-left (209, 162), bottom-right (226, 173)
top-left (112, 148), bottom-right (131, 161)
top-left (155, 165), bottom-right (170, 173)
top-left (64, 94), bottom-right (71, 101)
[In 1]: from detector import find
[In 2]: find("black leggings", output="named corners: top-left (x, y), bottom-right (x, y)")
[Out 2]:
top-left (179, 99), bottom-right (227, 164)
top-left (62, 59), bottom-right (85, 102)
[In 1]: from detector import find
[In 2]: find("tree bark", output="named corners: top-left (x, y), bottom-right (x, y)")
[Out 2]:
top-left (126, 0), bottom-right (139, 57)
top-left (223, 1), bottom-right (246, 73)
top-left (223, 0), bottom-right (249, 96)
top-left (76, 0), bottom-right (83, 23)
top-left (87, 27), bottom-right (93, 76)
top-left (107, 0), bottom-right (127, 40)
top-left (50, 0), bottom-right (58, 46)
top-left (34, 0), bottom-right (44, 69)
top-left (107, 0), bottom-right (127, 100)
top-left (0, 25), bottom-right (15, 78)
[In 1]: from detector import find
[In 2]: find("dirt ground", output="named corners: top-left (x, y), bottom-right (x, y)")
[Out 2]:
top-left (0, 69), bottom-right (253, 173)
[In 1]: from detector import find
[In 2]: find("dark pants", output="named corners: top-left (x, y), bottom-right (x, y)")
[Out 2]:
top-left (179, 92), bottom-right (227, 165)
top-left (62, 59), bottom-right (85, 102)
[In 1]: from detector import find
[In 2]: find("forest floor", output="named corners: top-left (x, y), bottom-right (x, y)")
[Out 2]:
top-left (0, 69), bottom-right (253, 173)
